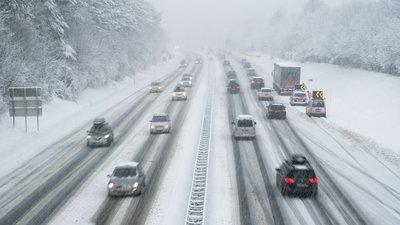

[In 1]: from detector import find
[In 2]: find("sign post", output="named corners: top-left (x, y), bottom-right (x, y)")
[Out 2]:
top-left (9, 87), bottom-right (42, 132)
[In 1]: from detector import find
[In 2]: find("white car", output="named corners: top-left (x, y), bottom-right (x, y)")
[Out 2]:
top-left (150, 113), bottom-right (171, 134)
top-left (232, 115), bottom-right (256, 139)
top-left (290, 91), bottom-right (308, 105)
top-left (257, 88), bottom-right (274, 101)
top-left (172, 86), bottom-right (187, 101)
top-left (306, 99), bottom-right (326, 117)
top-left (180, 77), bottom-right (192, 87)
top-left (149, 81), bottom-right (162, 93)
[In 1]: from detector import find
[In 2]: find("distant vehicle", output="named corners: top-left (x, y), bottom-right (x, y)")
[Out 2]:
top-left (266, 103), bottom-right (287, 119)
top-left (240, 58), bottom-right (247, 65)
top-left (226, 70), bottom-right (237, 79)
top-left (227, 79), bottom-right (240, 94)
top-left (179, 60), bottom-right (188, 68)
top-left (149, 113), bottom-right (171, 134)
top-left (232, 115), bottom-right (256, 139)
top-left (272, 63), bottom-right (301, 95)
top-left (276, 154), bottom-right (318, 197)
top-left (107, 161), bottom-right (145, 197)
top-left (195, 58), bottom-right (202, 64)
top-left (149, 81), bottom-right (162, 93)
top-left (250, 77), bottom-right (265, 89)
top-left (86, 118), bottom-right (114, 147)
top-left (223, 60), bottom-right (231, 66)
top-left (180, 77), bottom-right (192, 87)
top-left (243, 62), bottom-right (251, 68)
top-left (290, 90), bottom-right (308, 106)
top-left (257, 88), bottom-right (274, 101)
top-left (182, 73), bottom-right (193, 81)
top-left (246, 68), bottom-right (256, 76)
top-left (172, 86), bottom-right (187, 101)
top-left (306, 99), bottom-right (326, 117)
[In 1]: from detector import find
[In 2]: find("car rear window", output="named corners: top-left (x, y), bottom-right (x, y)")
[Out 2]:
top-left (237, 119), bottom-right (254, 127)
top-left (153, 116), bottom-right (167, 122)
top-left (270, 105), bottom-right (285, 110)
top-left (288, 169), bottom-right (315, 179)
top-left (294, 93), bottom-right (306, 97)
top-left (312, 101), bottom-right (325, 107)
top-left (113, 167), bottom-right (137, 177)
top-left (262, 89), bottom-right (272, 92)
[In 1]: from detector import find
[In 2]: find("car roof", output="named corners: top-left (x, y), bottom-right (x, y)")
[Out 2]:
top-left (260, 87), bottom-right (271, 90)
top-left (252, 77), bottom-right (263, 80)
top-left (293, 90), bottom-right (306, 93)
top-left (115, 161), bottom-right (139, 168)
top-left (153, 113), bottom-right (168, 117)
top-left (236, 115), bottom-right (254, 120)
top-left (270, 103), bottom-right (284, 106)
top-left (93, 118), bottom-right (106, 124)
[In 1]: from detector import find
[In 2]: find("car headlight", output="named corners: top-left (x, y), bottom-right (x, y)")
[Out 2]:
top-left (164, 125), bottom-right (169, 128)
top-left (86, 135), bottom-right (91, 139)
top-left (189, 81), bottom-right (192, 84)
top-left (104, 134), bottom-right (110, 139)
top-left (172, 93), bottom-right (176, 96)
top-left (158, 86), bottom-right (161, 89)
top-left (151, 125), bottom-right (155, 129)
top-left (180, 81), bottom-right (183, 84)
top-left (133, 182), bottom-right (139, 189)
top-left (183, 92), bottom-right (186, 96)
top-left (108, 182), bottom-right (114, 189)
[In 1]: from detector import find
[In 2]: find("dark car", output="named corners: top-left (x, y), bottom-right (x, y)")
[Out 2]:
top-left (240, 58), bottom-right (247, 65)
top-left (226, 70), bottom-right (237, 79)
top-left (227, 79), bottom-right (240, 94)
top-left (266, 103), bottom-right (286, 119)
top-left (86, 118), bottom-right (114, 147)
top-left (250, 77), bottom-right (264, 89)
top-left (243, 62), bottom-right (251, 68)
top-left (246, 68), bottom-right (257, 76)
top-left (223, 60), bottom-right (231, 66)
top-left (276, 154), bottom-right (318, 197)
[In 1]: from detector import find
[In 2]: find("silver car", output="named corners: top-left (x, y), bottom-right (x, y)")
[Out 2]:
top-left (107, 162), bottom-right (145, 197)
top-left (180, 77), bottom-right (192, 87)
top-left (172, 86), bottom-right (187, 101)
top-left (232, 115), bottom-right (257, 139)
top-left (257, 88), bottom-right (274, 101)
top-left (150, 113), bottom-right (171, 134)
top-left (149, 81), bottom-right (162, 93)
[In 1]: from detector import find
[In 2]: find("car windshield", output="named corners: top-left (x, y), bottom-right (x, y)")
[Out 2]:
top-left (237, 119), bottom-right (253, 127)
top-left (151, 82), bottom-right (160, 86)
top-left (174, 87), bottom-right (184, 92)
top-left (182, 77), bottom-right (190, 81)
top-left (294, 93), bottom-right (306, 97)
top-left (90, 124), bottom-right (108, 133)
top-left (312, 101), bottom-right (325, 107)
top-left (152, 115), bottom-right (167, 122)
top-left (113, 167), bottom-right (137, 177)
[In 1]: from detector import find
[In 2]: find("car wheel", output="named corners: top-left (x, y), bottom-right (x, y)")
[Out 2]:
top-left (86, 141), bottom-right (91, 147)
top-left (106, 139), bottom-right (111, 146)
top-left (280, 186), bottom-right (287, 196)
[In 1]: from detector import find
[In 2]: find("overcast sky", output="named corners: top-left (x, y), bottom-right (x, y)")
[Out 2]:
top-left (150, 0), bottom-right (366, 48)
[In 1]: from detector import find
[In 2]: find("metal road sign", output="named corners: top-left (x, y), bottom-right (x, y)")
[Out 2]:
top-left (9, 87), bottom-right (42, 132)
top-left (312, 91), bottom-right (324, 99)
top-left (294, 84), bottom-right (306, 91)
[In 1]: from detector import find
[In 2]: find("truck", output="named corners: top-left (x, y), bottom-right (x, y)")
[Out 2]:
top-left (272, 63), bottom-right (301, 95)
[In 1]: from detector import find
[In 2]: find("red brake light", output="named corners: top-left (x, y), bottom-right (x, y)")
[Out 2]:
top-left (282, 108), bottom-right (286, 112)
top-left (268, 108), bottom-right (273, 112)
top-left (309, 178), bottom-right (318, 183)
top-left (284, 178), bottom-right (295, 184)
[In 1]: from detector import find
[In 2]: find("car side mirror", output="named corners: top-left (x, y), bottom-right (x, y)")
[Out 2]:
top-left (275, 168), bottom-right (280, 172)
top-left (254, 122), bottom-right (257, 125)
top-left (107, 174), bottom-right (111, 178)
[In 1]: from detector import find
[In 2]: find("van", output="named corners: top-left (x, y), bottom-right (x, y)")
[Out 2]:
top-left (232, 115), bottom-right (256, 139)
top-left (306, 99), bottom-right (326, 118)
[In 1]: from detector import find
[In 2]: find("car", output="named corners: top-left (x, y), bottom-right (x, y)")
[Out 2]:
top-left (227, 79), bottom-right (240, 94)
top-left (257, 88), bottom-right (274, 101)
top-left (266, 103), bottom-right (286, 119)
top-left (195, 58), bottom-right (202, 64)
top-left (276, 154), bottom-right (318, 197)
top-left (226, 70), bottom-right (237, 79)
top-left (179, 60), bottom-right (188, 68)
top-left (246, 68), bottom-right (256, 76)
top-left (86, 118), bottom-right (114, 147)
top-left (223, 60), bottom-right (231, 66)
top-left (306, 99), bottom-right (326, 117)
top-left (172, 86), bottom-right (187, 101)
top-left (150, 113), bottom-right (171, 134)
top-left (240, 58), bottom-right (247, 65)
top-left (182, 73), bottom-right (193, 81)
top-left (243, 62), bottom-right (251, 68)
top-left (290, 91), bottom-right (308, 106)
top-left (180, 77), bottom-right (192, 87)
top-left (107, 161), bottom-right (146, 197)
top-left (149, 81), bottom-right (162, 93)
top-left (250, 77), bottom-right (265, 89)
top-left (232, 115), bottom-right (256, 139)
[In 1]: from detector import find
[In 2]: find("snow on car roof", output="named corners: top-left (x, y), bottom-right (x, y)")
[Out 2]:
top-left (275, 62), bottom-right (301, 68)
top-left (237, 115), bottom-right (254, 119)
top-left (115, 161), bottom-right (139, 168)
top-left (153, 112), bottom-right (168, 117)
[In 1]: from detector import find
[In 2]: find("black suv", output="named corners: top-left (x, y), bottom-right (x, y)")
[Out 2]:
top-left (266, 103), bottom-right (286, 119)
top-left (227, 79), bottom-right (240, 94)
top-left (87, 118), bottom-right (114, 147)
top-left (276, 154), bottom-right (318, 197)
top-left (250, 77), bottom-right (264, 89)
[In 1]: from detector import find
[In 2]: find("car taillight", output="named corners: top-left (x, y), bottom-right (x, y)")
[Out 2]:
top-left (284, 178), bottom-right (295, 184)
top-left (309, 178), bottom-right (318, 183)
top-left (268, 109), bottom-right (273, 112)
top-left (282, 108), bottom-right (286, 112)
